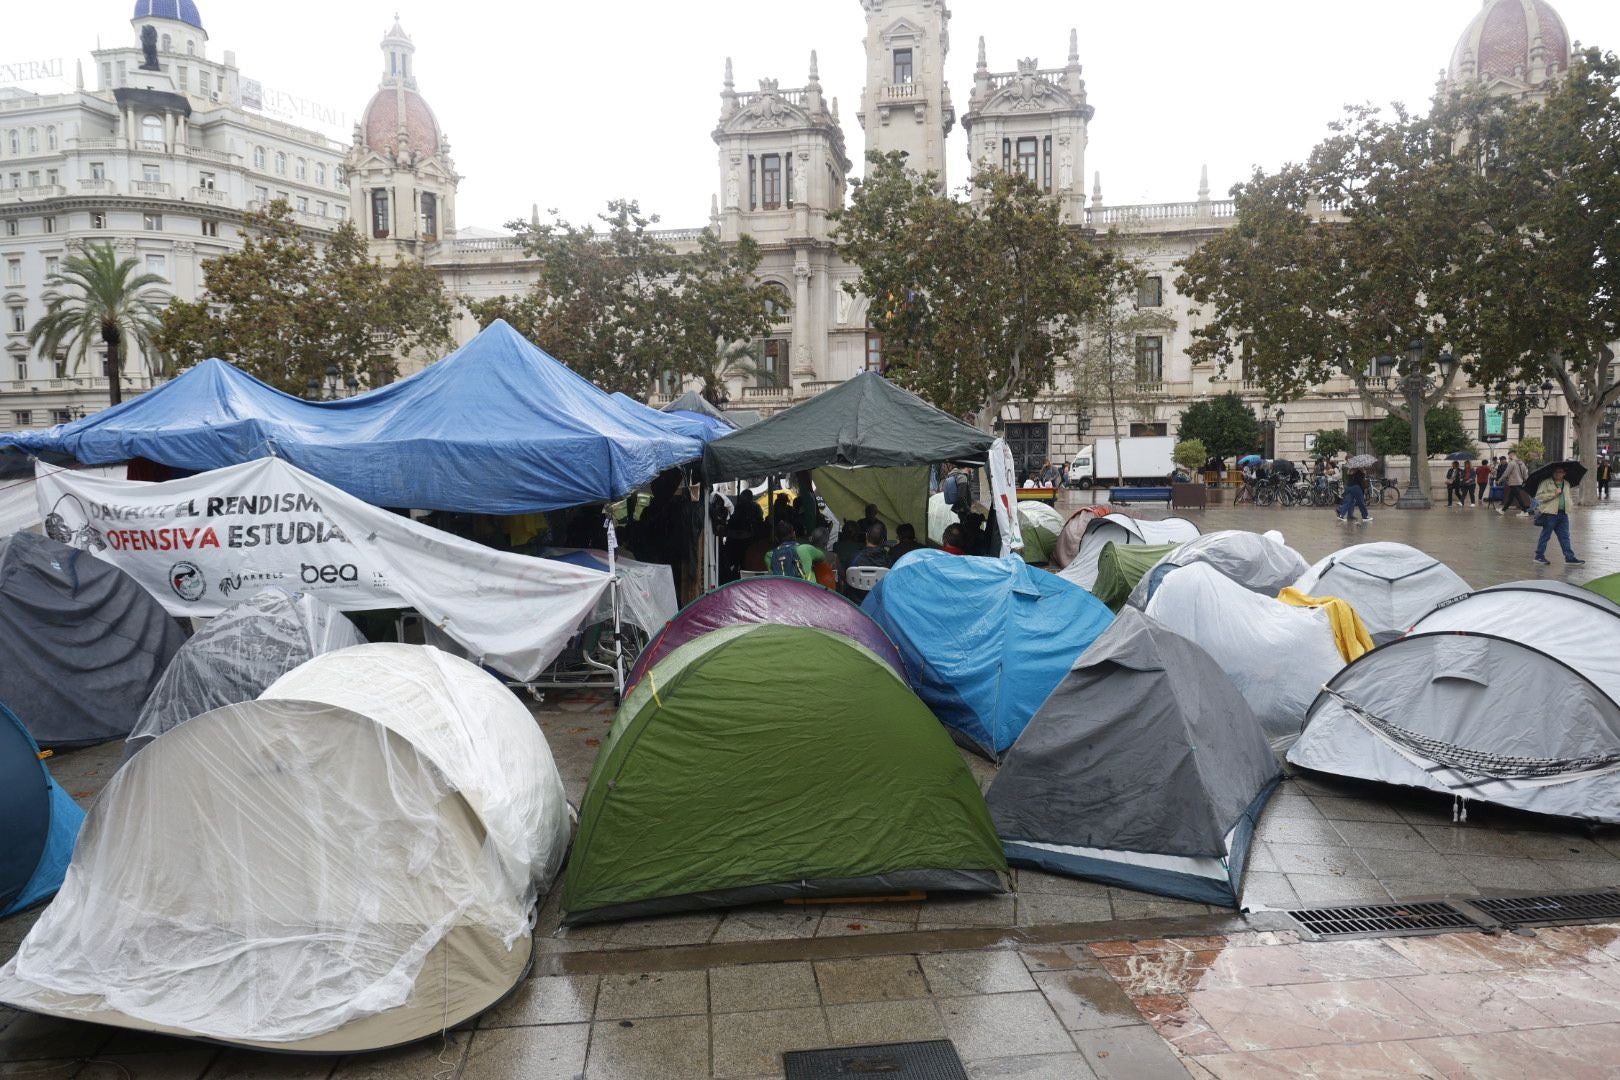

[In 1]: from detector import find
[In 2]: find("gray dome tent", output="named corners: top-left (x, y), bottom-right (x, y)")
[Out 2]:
top-left (1127, 529), bottom-right (1309, 610)
top-left (986, 609), bottom-right (1282, 907)
top-left (1291, 542), bottom-right (1469, 644)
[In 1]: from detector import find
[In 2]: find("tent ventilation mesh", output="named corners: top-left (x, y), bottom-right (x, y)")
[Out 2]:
top-left (1286, 902), bottom-right (1479, 940)
top-left (1468, 892), bottom-right (1620, 927)
top-left (784, 1039), bottom-right (969, 1079)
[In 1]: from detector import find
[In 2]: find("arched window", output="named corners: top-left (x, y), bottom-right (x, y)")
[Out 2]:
top-left (6, 130), bottom-right (17, 154)
top-left (161, 34), bottom-right (172, 52)
top-left (186, 40), bottom-right (195, 55)
top-left (140, 115), bottom-right (162, 146)
top-left (295, 158), bottom-right (306, 180)
top-left (274, 151), bottom-right (286, 175)
top-left (253, 145), bottom-right (265, 169)
top-left (763, 283), bottom-right (791, 322)
top-left (45, 126), bottom-right (56, 150)
top-left (314, 162), bottom-right (326, 185)
top-left (26, 128), bottom-right (38, 153)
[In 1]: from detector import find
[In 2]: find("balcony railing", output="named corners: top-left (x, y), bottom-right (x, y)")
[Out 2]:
top-left (741, 385), bottom-right (791, 400)
top-left (732, 87), bottom-right (807, 110)
top-left (1135, 381), bottom-right (1165, 395)
top-left (184, 146), bottom-right (234, 164)
top-left (882, 81), bottom-right (924, 102)
top-left (132, 180), bottom-right (171, 196)
top-left (985, 69), bottom-right (1066, 91)
top-left (190, 186), bottom-right (226, 204)
top-left (78, 178), bottom-right (117, 194)
top-left (135, 140), bottom-right (166, 152)
top-left (1087, 200), bottom-right (1236, 228)
top-left (7, 185), bottom-right (64, 199)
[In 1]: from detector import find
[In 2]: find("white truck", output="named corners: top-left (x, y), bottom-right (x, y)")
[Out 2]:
top-left (1068, 436), bottom-right (1178, 489)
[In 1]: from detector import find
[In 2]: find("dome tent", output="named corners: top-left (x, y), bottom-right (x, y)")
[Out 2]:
top-left (0, 702), bottom-right (83, 918)
top-left (987, 610), bottom-right (1281, 907)
top-left (625, 576), bottom-right (903, 693)
top-left (1058, 515), bottom-right (1202, 591)
top-left (0, 532), bottom-right (187, 747)
top-left (1289, 631), bottom-right (1620, 824)
top-left (122, 588), bottom-right (365, 763)
top-left (0, 645), bottom-right (570, 1052)
top-left (1144, 562), bottom-right (1345, 752)
top-left (1588, 574), bottom-right (1620, 605)
top-left (562, 624), bottom-right (1006, 924)
top-left (1092, 542), bottom-right (1182, 611)
top-left (1050, 506), bottom-right (1120, 571)
top-left (1016, 501), bottom-right (1065, 564)
top-left (862, 551), bottom-right (1114, 759)
top-left (1127, 529), bottom-right (1309, 610)
top-left (1292, 542), bottom-right (1469, 644)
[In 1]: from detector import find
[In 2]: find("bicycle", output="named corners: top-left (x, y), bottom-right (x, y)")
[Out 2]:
top-left (1376, 477), bottom-right (1402, 506)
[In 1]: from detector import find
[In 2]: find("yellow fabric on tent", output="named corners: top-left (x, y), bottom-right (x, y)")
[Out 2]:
top-left (1277, 588), bottom-right (1375, 663)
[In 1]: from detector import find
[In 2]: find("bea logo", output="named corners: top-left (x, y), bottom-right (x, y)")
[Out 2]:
top-left (301, 563), bottom-right (359, 585)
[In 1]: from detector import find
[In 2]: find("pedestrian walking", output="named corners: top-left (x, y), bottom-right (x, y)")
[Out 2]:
top-left (1474, 460), bottom-right (1492, 503)
top-left (1337, 468), bottom-right (1371, 524)
top-left (1599, 458), bottom-right (1614, 500)
top-left (1445, 462), bottom-right (1463, 507)
top-left (1532, 466), bottom-right (1584, 566)
top-left (1497, 453), bottom-right (1534, 517)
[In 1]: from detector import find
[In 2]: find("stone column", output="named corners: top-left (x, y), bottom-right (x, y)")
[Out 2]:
top-left (793, 259), bottom-right (814, 378)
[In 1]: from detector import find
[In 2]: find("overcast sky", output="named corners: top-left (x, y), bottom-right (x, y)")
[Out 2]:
top-left (11, 1), bottom-right (1620, 231)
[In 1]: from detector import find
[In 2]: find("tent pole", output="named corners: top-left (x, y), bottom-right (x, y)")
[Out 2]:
top-left (701, 482), bottom-right (717, 594)
top-left (604, 512), bottom-right (624, 698)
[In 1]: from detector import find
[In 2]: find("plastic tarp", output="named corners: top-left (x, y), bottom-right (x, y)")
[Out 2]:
top-left (1017, 502), bottom-right (1065, 565)
top-left (626, 576), bottom-right (904, 692)
top-left (122, 588), bottom-right (365, 762)
top-left (562, 624), bottom-right (1005, 924)
top-left (1127, 529), bottom-right (1309, 610)
top-left (1292, 542), bottom-right (1470, 644)
top-left (0, 702), bottom-right (83, 917)
top-left (0, 644), bottom-right (570, 1050)
top-left (0, 320), bottom-right (703, 513)
top-left (1144, 562), bottom-right (1345, 752)
top-left (988, 610), bottom-right (1281, 907)
top-left (536, 548), bottom-right (678, 639)
top-left (927, 491), bottom-right (956, 545)
top-left (702, 372), bottom-right (994, 480)
top-left (862, 551), bottom-right (1115, 759)
top-left (0, 532), bottom-right (188, 747)
top-left (1587, 574), bottom-right (1620, 605)
top-left (662, 391), bottom-right (740, 430)
top-left (609, 393), bottom-right (720, 443)
top-left (1059, 516), bottom-right (1202, 591)
top-left (1093, 542), bottom-right (1181, 612)
top-left (1407, 581), bottom-right (1620, 709)
top-left (1290, 632), bottom-right (1620, 823)
top-left (33, 457), bottom-right (610, 681)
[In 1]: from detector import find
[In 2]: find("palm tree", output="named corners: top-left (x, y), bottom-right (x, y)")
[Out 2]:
top-left (28, 245), bottom-right (168, 408)
top-left (698, 339), bottom-right (765, 406)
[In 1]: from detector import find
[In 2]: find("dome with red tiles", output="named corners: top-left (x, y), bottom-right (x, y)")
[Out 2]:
top-left (361, 84), bottom-right (442, 160)
top-left (1450, 0), bottom-right (1571, 87)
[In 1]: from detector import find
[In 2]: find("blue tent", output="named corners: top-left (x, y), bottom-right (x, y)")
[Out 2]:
top-left (608, 393), bottom-right (720, 443)
top-left (862, 551), bottom-right (1114, 759)
top-left (0, 701), bottom-right (84, 916)
top-left (0, 321), bottom-right (703, 513)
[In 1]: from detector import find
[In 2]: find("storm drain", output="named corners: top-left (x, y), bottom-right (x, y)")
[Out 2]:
top-left (1467, 892), bottom-right (1620, 928)
top-left (1286, 901), bottom-right (1479, 940)
top-left (783, 1039), bottom-right (969, 1079)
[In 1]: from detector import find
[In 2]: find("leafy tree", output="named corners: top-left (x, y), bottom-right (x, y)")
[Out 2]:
top-left (1310, 429), bottom-right (1354, 460)
top-left (1176, 393), bottom-right (1261, 460)
top-left (28, 244), bottom-right (167, 407)
top-left (157, 202), bottom-right (454, 392)
top-left (1066, 260), bottom-right (1172, 482)
top-left (695, 339), bottom-right (764, 407)
top-left (833, 152), bottom-right (1113, 426)
top-left (1369, 405), bottom-right (1474, 459)
top-left (464, 200), bottom-right (777, 398)
top-left (1173, 439), bottom-right (1208, 474)
top-left (1514, 436), bottom-right (1547, 465)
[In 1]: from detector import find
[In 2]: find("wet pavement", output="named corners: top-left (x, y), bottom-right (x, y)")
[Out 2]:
top-left (5, 503), bottom-right (1620, 1076)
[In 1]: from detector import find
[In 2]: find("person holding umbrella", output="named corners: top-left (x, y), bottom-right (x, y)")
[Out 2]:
top-left (1529, 461), bottom-right (1586, 566)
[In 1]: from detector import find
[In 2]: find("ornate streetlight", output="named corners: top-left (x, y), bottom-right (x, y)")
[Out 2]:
top-left (1497, 379), bottom-right (1557, 442)
top-left (1395, 338), bottom-right (1456, 510)
top-left (305, 364), bottom-right (361, 401)
top-left (1261, 406), bottom-right (1285, 459)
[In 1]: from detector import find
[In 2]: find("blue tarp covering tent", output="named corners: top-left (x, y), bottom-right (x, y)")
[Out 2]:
top-left (861, 550), bottom-right (1114, 759)
top-left (0, 320), bottom-right (703, 513)
top-left (608, 393), bottom-right (721, 443)
top-left (0, 701), bottom-right (84, 916)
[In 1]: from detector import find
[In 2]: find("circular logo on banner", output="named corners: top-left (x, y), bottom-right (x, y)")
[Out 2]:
top-left (169, 561), bottom-right (207, 602)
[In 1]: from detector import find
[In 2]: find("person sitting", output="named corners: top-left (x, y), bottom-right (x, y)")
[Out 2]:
top-left (889, 523), bottom-right (924, 562)
top-left (941, 523), bottom-right (971, 556)
top-left (767, 518), bottom-right (805, 578)
top-left (844, 521), bottom-right (891, 602)
top-left (801, 524), bottom-right (833, 587)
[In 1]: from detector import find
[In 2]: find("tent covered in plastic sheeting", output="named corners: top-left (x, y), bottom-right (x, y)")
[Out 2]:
top-left (663, 390), bottom-right (742, 430)
top-left (1058, 515), bottom-right (1201, 591)
top-left (1017, 502), bottom-right (1065, 564)
top-left (121, 589), bottom-right (364, 763)
top-left (561, 624), bottom-right (1006, 924)
top-left (0, 533), bottom-right (187, 748)
top-left (0, 644), bottom-right (571, 1051)
top-left (1405, 581), bottom-right (1620, 708)
top-left (625, 576), bottom-right (903, 693)
top-left (988, 610), bottom-right (1282, 907)
top-left (862, 551), bottom-right (1114, 759)
top-left (1128, 529), bottom-right (1309, 610)
top-left (536, 549), bottom-right (678, 640)
top-left (1289, 632), bottom-right (1620, 824)
top-left (1291, 542), bottom-right (1469, 644)
top-left (1092, 542), bottom-right (1181, 611)
top-left (1144, 562), bottom-right (1345, 752)
top-left (0, 702), bottom-right (83, 917)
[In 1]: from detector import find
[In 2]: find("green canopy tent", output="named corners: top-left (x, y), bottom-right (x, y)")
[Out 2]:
top-left (701, 373), bottom-right (994, 543)
top-left (1587, 574), bottom-right (1620, 606)
top-left (1092, 542), bottom-right (1182, 612)
top-left (560, 623), bottom-right (1007, 924)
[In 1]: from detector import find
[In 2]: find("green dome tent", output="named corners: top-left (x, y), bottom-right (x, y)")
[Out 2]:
top-left (561, 624), bottom-right (1007, 924)
top-left (1092, 542), bottom-right (1182, 611)
top-left (1588, 574), bottom-right (1620, 606)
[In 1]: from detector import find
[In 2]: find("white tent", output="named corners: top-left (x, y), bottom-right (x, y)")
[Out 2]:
top-left (1127, 529), bottom-right (1309, 610)
top-left (0, 644), bottom-right (570, 1052)
top-left (1292, 542), bottom-right (1469, 643)
top-left (1144, 562), bottom-right (1345, 751)
top-left (1059, 515), bottom-right (1202, 591)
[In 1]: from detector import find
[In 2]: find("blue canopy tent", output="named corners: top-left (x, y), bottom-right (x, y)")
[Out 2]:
top-left (0, 701), bottom-right (84, 916)
top-left (0, 321), bottom-right (703, 513)
top-left (862, 551), bottom-right (1114, 759)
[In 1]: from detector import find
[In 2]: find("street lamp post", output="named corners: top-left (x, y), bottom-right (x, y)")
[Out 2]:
top-left (1394, 338), bottom-right (1455, 511)
top-left (1498, 380), bottom-right (1556, 442)
top-left (1261, 406), bottom-right (1285, 460)
top-left (305, 364), bottom-right (361, 401)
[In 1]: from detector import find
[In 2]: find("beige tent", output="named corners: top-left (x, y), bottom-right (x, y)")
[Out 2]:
top-left (0, 644), bottom-right (569, 1052)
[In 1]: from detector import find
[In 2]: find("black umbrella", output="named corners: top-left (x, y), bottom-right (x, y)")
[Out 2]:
top-left (1524, 460), bottom-right (1587, 492)
top-left (1446, 451), bottom-right (1475, 461)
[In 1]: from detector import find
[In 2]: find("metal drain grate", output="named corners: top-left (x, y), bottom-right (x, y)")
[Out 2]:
top-left (1468, 891), bottom-right (1620, 927)
top-left (783, 1039), bottom-right (969, 1079)
top-left (1287, 901), bottom-right (1480, 940)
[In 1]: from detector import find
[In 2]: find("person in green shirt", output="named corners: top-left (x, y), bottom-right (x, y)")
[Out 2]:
top-left (1532, 466), bottom-right (1584, 566)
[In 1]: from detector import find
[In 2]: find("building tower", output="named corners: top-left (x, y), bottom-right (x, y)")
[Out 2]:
top-left (856, 0), bottom-right (954, 185)
top-left (961, 29), bottom-right (1093, 221)
top-left (1448, 0), bottom-right (1572, 99)
top-left (346, 18), bottom-right (459, 259)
